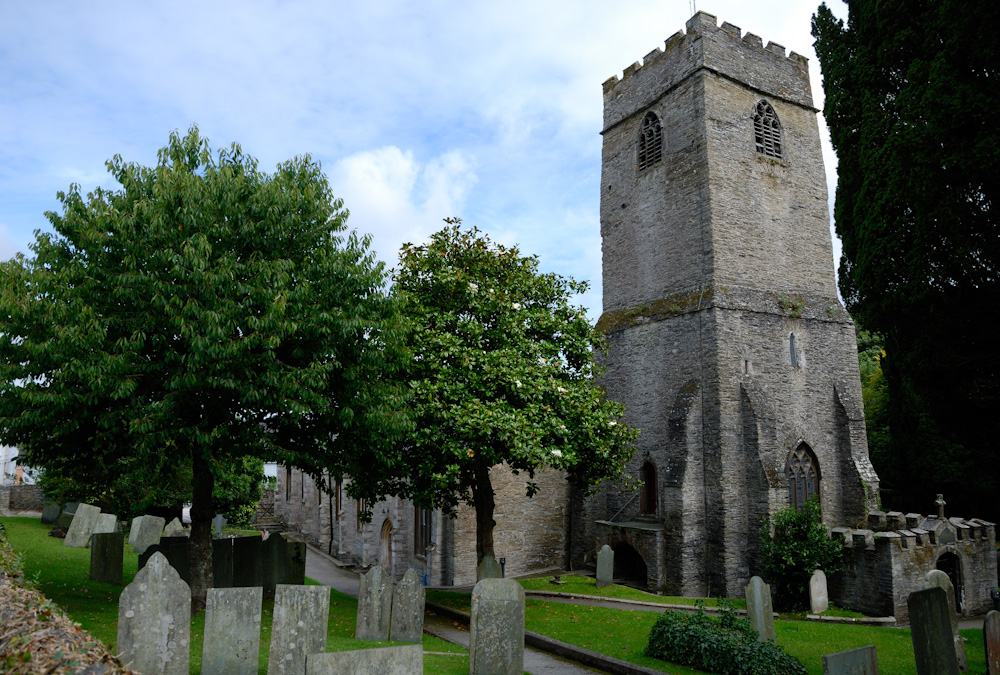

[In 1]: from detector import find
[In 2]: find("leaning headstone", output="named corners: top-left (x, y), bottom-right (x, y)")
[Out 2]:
top-left (286, 541), bottom-right (306, 585)
top-left (909, 587), bottom-right (960, 675)
top-left (63, 503), bottom-right (101, 547)
top-left (262, 533), bottom-right (289, 593)
top-left (203, 586), bottom-right (263, 675)
top-left (596, 544), bottom-right (614, 588)
top-left (211, 513), bottom-right (227, 536)
top-left (822, 645), bottom-right (878, 675)
top-left (163, 517), bottom-right (185, 537)
top-left (55, 510), bottom-right (75, 529)
top-left (87, 513), bottom-right (118, 547)
top-left (390, 568), bottom-right (425, 643)
top-left (41, 503), bottom-right (61, 524)
top-left (477, 554), bottom-right (503, 581)
top-left (306, 644), bottom-right (423, 675)
top-left (926, 569), bottom-right (967, 670)
top-left (89, 531), bottom-right (124, 585)
top-left (356, 564), bottom-right (393, 641)
top-left (745, 576), bottom-right (776, 643)
top-left (212, 538), bottom-right (234, 589)
top-left (132, 515), bottom-right (166, 554)
top-left (469, 578), bottom-right (525, 675)
top-left (985, 610), bottom-right (1000, 675)
top-left (810, 569), bottom-right (829, 615)
top-left (232, 536), bottom-right (263, 587)
top-left (267, 584), bottom-right (330, 675)
top-left (117, 551), bottom-right (191, 675)
top-left (128, 516), bottom-right (143, 545)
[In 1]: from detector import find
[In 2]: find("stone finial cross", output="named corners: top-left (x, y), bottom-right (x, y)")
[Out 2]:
top-left (935, 494), bottom-right (946, 519)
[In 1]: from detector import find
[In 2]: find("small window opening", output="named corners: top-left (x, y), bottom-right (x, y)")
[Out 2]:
top-left (300, 472), bottom-right (305, 502)
top-left (786, 443), bottom-right (819, 509)
top-left (285, 466), bottom-right (292, 502)
top-left (414, 506), bottom-right (433, 557)
top-left (637, 112), bottom-right (663, 170)
top-left (743, 359), bottom-right (751, 374)
top-left (789, 334), bottom-right (798, 368)
top-left (639, 461), bottom-right (658, 515)
top-left (754, 101), bottom-right (783, 159)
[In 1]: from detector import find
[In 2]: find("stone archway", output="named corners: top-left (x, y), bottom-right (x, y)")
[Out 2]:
top-left (612, 542), bottom-right (648, 588)
top-left (936, 551), bottom-right (964, 613)
top-left (380, 519), bottom-right (393, 573)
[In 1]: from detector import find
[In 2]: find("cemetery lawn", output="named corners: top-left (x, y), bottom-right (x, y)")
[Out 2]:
top-left (0, 517), bottom-right (466, 675)
top-left (518, 573), bottom-right (747, 608)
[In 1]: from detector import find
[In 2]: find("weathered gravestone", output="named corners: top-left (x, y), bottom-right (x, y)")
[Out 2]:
top-left (810, 569), bottom-right (829, 615)
top-left (132, 515), bottom-right (166, 554)
top-left (139, 544), bottom-right (163, 571)
top-left (63, 503), bottom-right (101, 548)
top-left (267, 584), bottom-right (330, 675)
top-left (88, 513), bottom-right (118, 547)
top-left (909, 586), bottom-right (960, 675)
top-left (263, 533), bottom-right (300, 593)
top-left (128, 516), bottom-right (143, 545)
top-left (163, 517), bottom-right (185, 537)
top-left (821, 645), bottom-right (878, 675)
top-left (89, 532), bottom-right (124, 585)
top-left (232, 536), bottom-right (263, 587)
top-left (926, 568), bottom-right (967, 670)
top-left (356, 564), bottom-right (393, 641)
top-left (306, 644), bottom-right (423, 675)
top-left (985, 610), bottom-right (1000, 675)
top-left (211, 513), bottom-right (227, 535)
top-left (596, 544), bottom-right (614, 589)
top-left (469, 578), bottom-right (525, 675)
top-left (117, 551), bottom-right (191, 675)
top-left (55, 509), bottom-right (75, 529)
top-left (477, 554), bottom-right (503, 581)
top-left (286, 540), bottom-right (306, 585)
top-left (41, 502), bottom-right (61, 524)
top-left (203, 586), bottom-right (262, 675)
top-left (212, 538), bottom-right (234, 589)
top-left (390, 568), bottom-right (425, 643)
top-left (745, 576), bottom-right (776, 644)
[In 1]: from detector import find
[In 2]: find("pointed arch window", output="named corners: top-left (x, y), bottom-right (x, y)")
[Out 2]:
top-left (639, 461), bottom-right (658, 515)
top-left (637, 112), bottom-right (663, 170)
top-left (754, 100), bottom-right (783, 159)
top-left (786, 443), bottom-right (819, 509)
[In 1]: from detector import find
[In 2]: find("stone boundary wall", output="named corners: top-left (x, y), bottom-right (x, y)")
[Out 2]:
top-left (0, 484), bottom-right (45, 516)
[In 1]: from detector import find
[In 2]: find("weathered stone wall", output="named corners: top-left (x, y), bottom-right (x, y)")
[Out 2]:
top-left (274, 467), bottom-right (330, 552)
top-left (0, 484), bottom-right (45, 515)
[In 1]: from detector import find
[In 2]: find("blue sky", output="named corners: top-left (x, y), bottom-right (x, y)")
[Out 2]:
top-left (0, 1), bottom-right (848, 320)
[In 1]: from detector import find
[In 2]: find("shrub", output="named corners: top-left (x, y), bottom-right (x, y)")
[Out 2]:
top-left (645, 602), bottom-right (806, 675)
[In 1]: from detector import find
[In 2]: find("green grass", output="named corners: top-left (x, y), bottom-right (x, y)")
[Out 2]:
top-left (518, 573), bottom-right (747, 608)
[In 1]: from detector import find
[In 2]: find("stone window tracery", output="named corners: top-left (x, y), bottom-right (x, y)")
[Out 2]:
top-left (786, 443), bottom-right (819, 509)
top-left (637, 111), bottom-right (663, 170)
top-left (754, 100), bottom-right (783, 159)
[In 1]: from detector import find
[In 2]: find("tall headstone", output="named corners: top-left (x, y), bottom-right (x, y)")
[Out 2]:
top-left (262, 533), bottom-right (289, 593)
top-left (926, 569), bottom-right (967, 670)
top-left (117, 551), bottom-right (191, 675)
top-left (389, 568), bottom-right (426, 643)
top-left (133, 515), bottom-right (166, 554)
top-left (89, 531), bottom-right (124, 586)
top-left (810, 569), bottom-right (829, 615)
top-left (909, 587), bottom-right (960, 675)
top-left (821, 645), bottom-right (878, 675)
top-left (306, 644), bottom-right (423, 675)
top-left (232, 536), bottom-right (263, 587)
top-left (356, 565), bottom-right (393, 641)
top-left (202, 587), bottom-right (263, 675)
top-left (267, 584), bottom-right (330, 675)
top-left (745, 576), bottom-right (776, 644)
top-left (128, 516), bottom-right (143, 545)
top-left (596, 544), bottom-right (614, 588)
top-left (286, 541), bottom-right (306, 585)
top-left (63, 503), bottom-right (101, 548)
top-left (158, 536), bottom-right (191, 584)
top-left (469, 578), bottom-right (525, 675)
top-left (212, 537), bottom-right (234, 589)
top-left (41, 503), bottom-right (61, 524)
top-left (476, 554), bottom-right (503, 581)
top-left (163, 517), bottom-right (185, 537)
top-left (985, 610), bottom-right (1000, 675)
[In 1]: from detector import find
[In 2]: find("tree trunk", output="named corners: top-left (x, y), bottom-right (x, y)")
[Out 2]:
top-left (471, 462), bottom-right (496, 565)
top-left (188, 452), bottom-right (215, 612)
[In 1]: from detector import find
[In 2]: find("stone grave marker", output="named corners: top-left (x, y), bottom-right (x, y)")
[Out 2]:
top-left (985, 610), bottom-right (1000, 675)
top-left (909, 586), bottom-right (960, 675)
top-left (596, 544), bottom-right (614, 588)
top-left (138, 544), bottom-right (163, 570)
top-left (926, 569), bottom-right (967, 670)
top-left (63, 501), bottom-right (80, 515)
top-left (132, 515), bottom-right (166, 554)
top-left (55, 509), bottom-right (75, 529)
top-left (232, 536), bottom-right (263, 587)
top-left (306, 644), bottom-right (423, 675)
top-left (117, 551), bottom-right (191, 675)
top-left (203, 586), bottom-right (263, 675)
top-left (88, 513), bottom-right (118, 547)
top-left (745, 576), bottom-right (776, 643)
top-left (63, 503), bottom-right (101, 548)
top-left (389, 568), bottom-right (425, 643)
top-left (163, 517), bottom-right (185, 537)
top-left (128, 516), bottom-right (143, 545)
top-left (356, 564), bottom-right (393, 641)
top-left (213, 538), bottom-right (234, 589)
top-left (810, 569), bottom-right (829, 615)
top-left (469, 578), bottom-right (524, 675)
top-left (477, 554), bottom-right (503, 581)
top-left (211, 513), bottom-right (227, 536)
top-left (267, 584), bottom-right (330, 675)
top-left (286, 541), bottom-right (306, 585)
top-left (89, 531), bottom-right (124, 586)
top-left (159, 536), bottom-right (191, 583)
top-left (41, 503), bottom-right (61, 524)
top-left (262, 533), bottom-right (289, 593)
top-left (821, 645), bottom-right (878, 675)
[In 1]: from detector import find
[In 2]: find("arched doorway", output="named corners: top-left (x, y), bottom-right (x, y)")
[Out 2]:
top-left (936, 552), bottom-right (964, 613)
top-left (612, 543), bottom-right (648, 589)
top-left (380, 519), bottom-right (393, 572)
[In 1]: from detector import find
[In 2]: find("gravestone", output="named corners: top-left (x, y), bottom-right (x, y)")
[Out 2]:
top-left (810, 569), bottom-right (829, 615)
top-left (41, 503), bottom-right (61, 524)
top-left (926, 569), bottom-right (967, 670)
top-left (267, 584), bottom-right (330, 675)
top-left (389, 568), bottom-right (425, 643)
top-left (909, 587), bottom-right (960, 675)
top-left (232, 536), bottom-right (263, 587)
top-left (203, 586), bottom-right (262, 675)
top-left (306, 644), bottom-right (423, 675)
top-left (821, 645), bottom-right (878, 675)
top-left (985, 610), bottom-right (1000, 675)
top-left (211, 513), bottom-right (227, 536)
top-left (139, 544), bottom-right (163, 570)
top-left (128, 516), bottom-right (143, 545)
top-left (596, 544), bottom-right (614, 588)
top-left (56, 510), bottom-right (75, 529)
top-left (89, 531), bottom-right (124, 585)
top-left (286, 541), bottom-right (306, 585)
top-left (63, 501), bottom-right (80, 515)
top-left (132, 515), bottom-right (166, 554)
top-left (158, 536), bottom-right (191, 583)
top-left (163, 517), bottom-right (185, 537)
top-left (88, 513), bottom-right (118, 547)
top-left (469, 578), bottom-right (525, 675)
top-left (212, 538), bottom-right (234, 589)
top-left (117, 551), bottom-right (191, 675)
top-left (63, 503), bottom-right (101, 548)
top-left (745, 576), bottom-right (776, 643)
top-left (356, 565), bottom-right (393, 641)
top-left (262, 533), bottom-right (289, 593)
top-left (477, 554), bottom-right (503, 581)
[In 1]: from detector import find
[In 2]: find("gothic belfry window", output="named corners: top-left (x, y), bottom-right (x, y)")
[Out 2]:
top-left (786, 443), bottom-right (819, 509)
top-left (637, 111), bottom-right (663, 170)
top-left (753, 100), bottom-right (783, 159)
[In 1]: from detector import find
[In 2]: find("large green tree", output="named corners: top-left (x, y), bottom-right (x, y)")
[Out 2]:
top-left (813, 2), bottom-right (1000, 521)
top-left (366, 222), bottom-right (637, 567)
top-left (0, 127), bottom-right (409, 607)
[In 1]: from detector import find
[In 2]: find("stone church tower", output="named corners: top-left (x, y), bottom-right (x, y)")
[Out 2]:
top-left (575, 12), bottom-right (879, 597)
